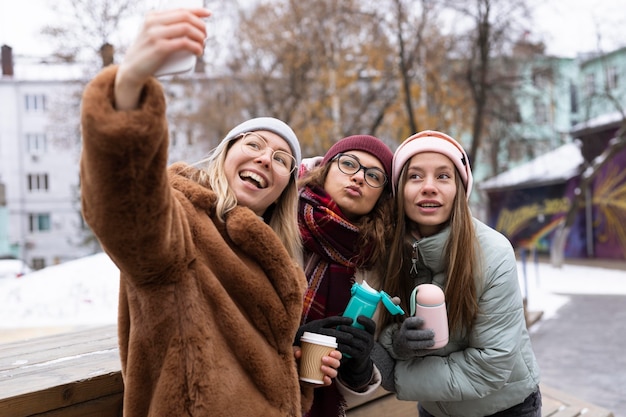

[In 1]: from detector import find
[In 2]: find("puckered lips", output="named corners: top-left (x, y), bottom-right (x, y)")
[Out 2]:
top-left (345, 184), bottom-right (363, 197)
top-left (240, 170), bottom-right (268, 189)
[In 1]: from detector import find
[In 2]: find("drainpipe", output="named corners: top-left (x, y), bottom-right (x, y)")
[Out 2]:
top-left (585, 183), bottom-right (594, 257)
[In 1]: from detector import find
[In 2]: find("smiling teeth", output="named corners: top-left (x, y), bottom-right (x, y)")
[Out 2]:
top-left (240, 171), bottom-right (267, 188)
top-left (420, 203), bottom-right (439, 207)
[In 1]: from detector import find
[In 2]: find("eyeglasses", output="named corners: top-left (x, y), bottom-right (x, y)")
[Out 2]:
top-left (238, 132), bottom-right (297, 177)
top-left (334, 153), bottom-right (387, 188)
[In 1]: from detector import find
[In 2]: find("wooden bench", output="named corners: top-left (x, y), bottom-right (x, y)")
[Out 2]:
top-left (0, 325), bottom-right (615, 417)
top-left (0, 325), bottom-right (122, 417)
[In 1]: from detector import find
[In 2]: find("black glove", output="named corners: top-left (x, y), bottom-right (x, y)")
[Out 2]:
top-left (294, 316), bottom-right (354, 346)
top-left (392, 316), bottom-right (435, 360)
top-left (336, 315), bottom-right (376, 390)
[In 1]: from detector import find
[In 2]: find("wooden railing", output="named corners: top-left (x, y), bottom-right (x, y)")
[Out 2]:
top-left (0, 325), bottom-right (615, 417)
top-left (0, 325), bottom-right (122, 417)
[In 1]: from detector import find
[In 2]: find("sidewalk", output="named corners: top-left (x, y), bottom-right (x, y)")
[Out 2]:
top-left (523, 256), bottom-right (625, 417)
top-left (346, 384), bottom-right (615, 417)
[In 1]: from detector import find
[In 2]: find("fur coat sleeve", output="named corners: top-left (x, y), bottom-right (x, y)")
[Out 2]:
top-left (80, 65), bottom-right (310, 417)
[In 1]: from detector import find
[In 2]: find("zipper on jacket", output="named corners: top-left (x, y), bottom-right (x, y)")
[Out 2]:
top-left (410, 240), bottom-right (419, 276)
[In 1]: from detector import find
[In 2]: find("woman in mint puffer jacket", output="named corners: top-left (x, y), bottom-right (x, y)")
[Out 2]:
top-left (375, 130), bottom-right (541, 417)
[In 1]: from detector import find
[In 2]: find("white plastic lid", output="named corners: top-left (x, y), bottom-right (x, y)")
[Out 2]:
top-left (300, 332), bottom-right (338, 348)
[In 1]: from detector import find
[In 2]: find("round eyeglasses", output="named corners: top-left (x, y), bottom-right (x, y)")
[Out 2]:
top-left (238, 132), bottom-right (297, 177)
top-left (334, 153), bottom-right (387, 188)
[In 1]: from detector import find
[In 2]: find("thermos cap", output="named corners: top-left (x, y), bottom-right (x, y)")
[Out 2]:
top-left (351, 282), bottom-right (381, 303)
top-left (380, 291), bottom-right (405, 315)
top-left (415, 284), bottom-right (445, 306)
top-left (410, 283), bottom-right (445, 316)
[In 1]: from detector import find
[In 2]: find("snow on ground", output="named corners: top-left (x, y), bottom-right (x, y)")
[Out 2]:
top-left (0, 252), bottom-right (624, 334)
top-left (0, 252), bottom-right (119, 329)
top-left (517, 258), bottom-right (626, 322)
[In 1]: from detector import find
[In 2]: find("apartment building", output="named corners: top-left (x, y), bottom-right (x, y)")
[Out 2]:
top-left (0, 45), bottom-right (93, 268)
top-left (0, 44), bottom-right (227, 269)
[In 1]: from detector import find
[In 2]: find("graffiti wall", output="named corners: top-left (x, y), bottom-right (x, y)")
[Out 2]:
top-left (590, 146), bottom-right (626, 259)
top-left (486, 180), bottom-right (584, 257)
top-left (486, 146), bottom-right (626, 260)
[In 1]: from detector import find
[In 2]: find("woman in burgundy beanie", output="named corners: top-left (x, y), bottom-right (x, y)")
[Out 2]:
top-left (295, 135), bottom-right (394, 417)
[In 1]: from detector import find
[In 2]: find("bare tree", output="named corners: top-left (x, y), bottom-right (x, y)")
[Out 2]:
top-left (41, 0), bottom-right (139, 64)
top-left (445, 0), bottom-right (531, 166)
top-left (223, 0), bottom-right (404, 155)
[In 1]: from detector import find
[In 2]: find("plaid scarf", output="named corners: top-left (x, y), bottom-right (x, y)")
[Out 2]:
top-left (299, 184), bottom-right (373, 417)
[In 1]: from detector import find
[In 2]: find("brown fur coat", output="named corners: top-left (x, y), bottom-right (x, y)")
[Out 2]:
top-left (80, 66), bottom-right (310, 416)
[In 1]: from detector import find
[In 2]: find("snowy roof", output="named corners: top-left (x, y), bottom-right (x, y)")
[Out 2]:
top-left (571, 111), bottom-right (624, 136)
top-left (2, 54), bottom-right (90, 82)
top-left (480, 142), bottom-right (584, 191)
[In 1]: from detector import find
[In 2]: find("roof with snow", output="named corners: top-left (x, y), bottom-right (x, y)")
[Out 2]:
top-left (480, 142), bottom-right (584, 191)
top-left (571, 111), bottom-right (624, 136)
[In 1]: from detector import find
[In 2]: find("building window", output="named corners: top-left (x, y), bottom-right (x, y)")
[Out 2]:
top-left (532, 69), bottom-right (548, 89)
top-left (584, 73), bottom-right (596, 96)
top-left (606, 66), bottom-right (618, 90)
top-left (31, 257), bottom-right (46, 270)
top-left (26, 133), bottom-right (47, 154)
top-left (27, 173), bottom-right (49, 192)
top-left (29, 213), bottom-right (51, 232)
top-left (534, 98), bottom-right (548, 124)
top-left (24, 94), bottom-right (47, 112)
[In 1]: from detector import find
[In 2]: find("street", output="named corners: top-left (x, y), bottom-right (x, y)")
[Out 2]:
top-left (529, 293), bottom-right (626, 416)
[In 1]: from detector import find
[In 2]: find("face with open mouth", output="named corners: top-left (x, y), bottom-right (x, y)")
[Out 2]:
top-left (223, 130), bottom-right (294, 216)
top-left (402, 152), bottom-right (458, 237)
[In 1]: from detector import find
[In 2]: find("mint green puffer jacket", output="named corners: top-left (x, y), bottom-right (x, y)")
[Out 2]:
top-left (379, 219), bottom-right (540, 417)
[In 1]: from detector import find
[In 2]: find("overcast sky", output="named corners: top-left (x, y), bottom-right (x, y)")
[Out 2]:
top-left (1, 0), bottom-right (625, 58)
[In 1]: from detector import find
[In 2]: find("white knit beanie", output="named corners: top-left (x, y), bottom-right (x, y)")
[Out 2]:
top-left (392, 130), bottom-right (473, 199)
top-left (222, 117), bottom-right (301, 178)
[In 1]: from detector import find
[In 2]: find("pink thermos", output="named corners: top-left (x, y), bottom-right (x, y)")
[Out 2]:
top-left (410, 284), bottom-right (449, 349)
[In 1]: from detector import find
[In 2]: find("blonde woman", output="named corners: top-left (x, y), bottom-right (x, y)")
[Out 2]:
top-left (79, 7), bottom-right (339, 417)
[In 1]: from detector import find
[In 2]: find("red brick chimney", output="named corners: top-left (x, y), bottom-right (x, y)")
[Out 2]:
top-left (1, 45), bottom-right (14, 77)
top-left (100, 43), bottom-right (114, 68)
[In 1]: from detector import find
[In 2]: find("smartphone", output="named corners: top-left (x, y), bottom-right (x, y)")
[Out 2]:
top-left (154, 0), bottom-right (204, 77)
top-left (154, 50), bottom-right (197, 77)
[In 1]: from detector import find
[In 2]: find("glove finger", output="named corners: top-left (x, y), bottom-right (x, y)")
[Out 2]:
top-left (323, 328), bottom-right (352, 350)
top-left (355, 315), bottom-right (376, 335)
top-left (405, 328), bottom-right (435, 342)
top-left (322, 316), bottom-right (354, 328)
top-left (339, 330), bottom-right (374, 360)
top-left (406, 338), bottom-right (435, 349)
top-left (403, 316), bottom-right (426, 330)
top-left (338, 326), bottom-right (374, 349)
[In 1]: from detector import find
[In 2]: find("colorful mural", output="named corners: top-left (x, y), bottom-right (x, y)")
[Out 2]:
top-left (487, 182), bottom-right (579, 255)
top-left (590, 146), bottom-right (626, 259)
top-left (486, 146), bottom-right (626, 260)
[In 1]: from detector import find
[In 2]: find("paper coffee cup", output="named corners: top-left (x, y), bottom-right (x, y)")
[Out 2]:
top-left (299, 332), bottom-right (337, 384)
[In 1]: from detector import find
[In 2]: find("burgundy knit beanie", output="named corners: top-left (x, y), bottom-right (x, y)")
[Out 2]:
top-left (321, 135), bottom-right (393, 180)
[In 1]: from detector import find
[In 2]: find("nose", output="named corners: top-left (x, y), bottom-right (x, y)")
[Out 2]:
top-left (254, 148), bottom-right (273, 168)
top-left (421, 177), bottom-right (437, 194)
top-left (350, 168), bottom-right (366, 184)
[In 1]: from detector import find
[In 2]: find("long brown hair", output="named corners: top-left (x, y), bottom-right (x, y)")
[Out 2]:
top-left (298, 163), bottom-right (394, 272)
top-left (379, 164), bottom-right (480, 335)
